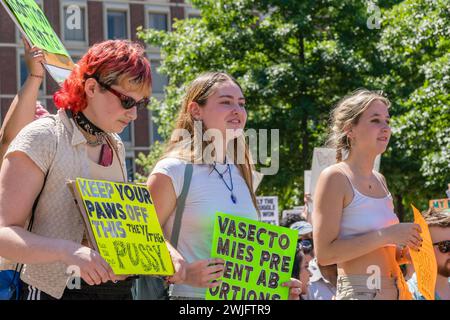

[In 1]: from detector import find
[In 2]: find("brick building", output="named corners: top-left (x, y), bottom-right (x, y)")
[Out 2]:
top-left (0, 0), bottom-right (200, 179)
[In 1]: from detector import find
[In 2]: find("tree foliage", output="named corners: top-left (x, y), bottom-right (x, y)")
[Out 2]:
top-left (136, 0), bottom-right (449, 215)
top-left (376, 0), bottom-right (450, 217)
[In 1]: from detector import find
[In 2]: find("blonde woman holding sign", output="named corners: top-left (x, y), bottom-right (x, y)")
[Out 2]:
top-left (313, 89), bottom-right (422, 300)
top-left (147, 72), bottom-right (301, 300)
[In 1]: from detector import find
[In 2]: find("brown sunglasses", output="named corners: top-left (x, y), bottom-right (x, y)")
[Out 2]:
top-left (90, 76), bottom-right (149, 110)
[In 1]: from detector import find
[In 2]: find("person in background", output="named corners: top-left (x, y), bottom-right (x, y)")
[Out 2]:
top-left (303, 193), bottom-right (313, 223)
top-left (280, 214), bottom-right (306, 228)
top-left (302, 199), bottom-right (337, 300)
top-left (408, 207), bottom-right (450, 300)
top-left (307, 258), bottom-right (337, 300)
top-left (291, 247), bottom-right (312, 300)
top-left (313, 89), bottom-right (422, 300)
top-left (290, 220), bottom-right (314, 258)
top-left (0, 38), bottom-right (49, 166)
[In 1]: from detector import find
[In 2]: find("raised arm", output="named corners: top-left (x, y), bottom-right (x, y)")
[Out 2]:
top-left (0, 39), bottom-right (46, 164)
top-left (312, 167), bottom-right (422, 266)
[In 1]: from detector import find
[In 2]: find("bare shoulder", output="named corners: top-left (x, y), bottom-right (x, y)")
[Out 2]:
top-left (318, 164), bottom-right (349, 186)
top-left (315, 163), bottom-right (353, 204)
top-left (375, 171), bottom-right (387, 182)
top-left (374, 170), bottom-right (389, 188)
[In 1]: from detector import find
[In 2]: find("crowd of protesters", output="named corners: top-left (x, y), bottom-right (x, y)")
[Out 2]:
top-left (0, 40), bottom-right (448, 300)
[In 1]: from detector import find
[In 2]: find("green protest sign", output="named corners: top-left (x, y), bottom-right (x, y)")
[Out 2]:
top-left (70, 178), bottom-right (174, 276)
top-left (4, 0), bottom-right (68, 56)
top-left (206, 212), bottom-right (298, 300)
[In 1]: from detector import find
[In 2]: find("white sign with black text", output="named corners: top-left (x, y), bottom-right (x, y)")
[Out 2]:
top-left (256, 196), bottom-right (279, 225)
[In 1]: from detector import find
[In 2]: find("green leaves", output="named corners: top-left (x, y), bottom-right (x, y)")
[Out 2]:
top-left (136, 0), bottom-right (448, 212)
top-left (379, 0), bottom-right (450, 209)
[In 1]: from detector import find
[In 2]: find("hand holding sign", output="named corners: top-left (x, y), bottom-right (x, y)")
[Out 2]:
top-left (164, 241), bottom-right (187, 285)
top-left (206, 212), bottom-right (298, 300)
top-left (70, 178), bottom-right (175, 276)
top-left (184, 258), bottom-right (225, 288)
top-left (383, 222), bottom-right (422, 251)
top-left (22, 37), bottom-right (45, 78)
top-left (281, 278), bottom-right (302, 300)
top-left (63, 241), bottom-right (123, 286)
top-left (2, 0), bottom-right (75, 84)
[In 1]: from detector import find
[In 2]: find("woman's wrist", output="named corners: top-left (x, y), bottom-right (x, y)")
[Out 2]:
top-left (57, 239), bottom-right (75, 264)
top-left (29, 73), bottom-right (44, 79)
top-left (26, 74), bottom-right (44, 84)
top-left (377, 227), bottom-right (393, 246)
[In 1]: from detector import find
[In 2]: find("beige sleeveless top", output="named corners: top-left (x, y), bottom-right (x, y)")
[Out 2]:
top-left (0, 109), bottom-right (127, 299)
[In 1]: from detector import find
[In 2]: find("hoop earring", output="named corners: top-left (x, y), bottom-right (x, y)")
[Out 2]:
top-left (346, 136), bottom-right (351, 148)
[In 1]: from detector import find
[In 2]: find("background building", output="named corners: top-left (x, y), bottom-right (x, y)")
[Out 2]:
top-left (0, 0), bottom-right (200, 180)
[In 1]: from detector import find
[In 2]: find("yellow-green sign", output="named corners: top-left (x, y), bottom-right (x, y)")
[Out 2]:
top-left (4, 0), bottom-right (68, 56)
top-left (74, 178), bottom-right (174, 276)
top-left (206, 212), bottom-right (298, 300)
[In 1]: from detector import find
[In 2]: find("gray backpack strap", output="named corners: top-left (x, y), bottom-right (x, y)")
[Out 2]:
top-left (170, 163), bottom-right (193, 248)
top-left (132, 163), bottom-right (193, 300)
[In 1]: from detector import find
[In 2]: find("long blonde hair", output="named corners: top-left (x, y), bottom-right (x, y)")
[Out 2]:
top-left (161, 72), bottom-right (259, 212)
top-left (327, 89), bottom-right (391, 162)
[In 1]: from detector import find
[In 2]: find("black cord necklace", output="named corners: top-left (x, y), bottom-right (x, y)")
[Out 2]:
top-left (212, 162), bottom-right (236, 204)
top-left (73, 111), bottom-right (106, 146)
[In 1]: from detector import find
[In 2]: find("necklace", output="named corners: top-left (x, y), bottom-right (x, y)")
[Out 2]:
top-left (73, 111), bottom-right (106, 146)
top-left (212, 162), bottom-right (236, 204)
top-left (70, 110), bottom-right (114, 166)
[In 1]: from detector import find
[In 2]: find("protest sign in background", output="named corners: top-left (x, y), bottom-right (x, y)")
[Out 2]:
top-left (429, 198), bottom-right (450, 209)
top-left (409, 205), bottom-right (437, 300)
top-left (71, 178), bottom-right (174, 276)
top-left (310, 147), bottom-right (381, 196)
top-left (257, 196), bottom-right (279, 225)
top-left (1, 0), bottom-right (74, 84)
top-left (304, 170), bottom-right (311, 194)
top-left (206, 212), bottom-right (297, 300)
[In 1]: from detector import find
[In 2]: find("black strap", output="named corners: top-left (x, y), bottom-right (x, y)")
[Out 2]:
top-left (170, 163), bottom-right (193, 249)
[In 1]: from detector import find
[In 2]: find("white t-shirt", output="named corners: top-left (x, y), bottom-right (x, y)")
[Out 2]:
top-left (151, 157), bottom-right (259, 298)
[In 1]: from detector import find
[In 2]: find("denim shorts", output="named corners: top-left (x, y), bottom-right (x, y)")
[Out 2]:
top-left (335, 275), bottom-right (399, 300)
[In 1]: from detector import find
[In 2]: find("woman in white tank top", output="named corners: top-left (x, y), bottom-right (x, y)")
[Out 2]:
top-left (313, 89), bottom-right (423, 300)
top-left (146, 72), bottom-right (302, 300)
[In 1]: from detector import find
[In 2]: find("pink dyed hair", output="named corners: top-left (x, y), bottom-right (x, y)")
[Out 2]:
top-left (54, 40), bottom-right (152, 113)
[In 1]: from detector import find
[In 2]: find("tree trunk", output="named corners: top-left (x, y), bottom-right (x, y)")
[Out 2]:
top-left (396, 194), bottom-right (405, 222)
top-left (298, 31), bottom-right (309, 165)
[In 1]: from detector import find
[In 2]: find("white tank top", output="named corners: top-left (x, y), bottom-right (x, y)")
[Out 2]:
top-left (151, 157), bottom-right (259, 298)
top-left (337, 166), bottom-right (399, 243)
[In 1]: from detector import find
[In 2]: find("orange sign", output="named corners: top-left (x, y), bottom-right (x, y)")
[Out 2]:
top-left (429, 198), bottom-right (450, 209)
top-left (409, 205), bottom-right (437, 300)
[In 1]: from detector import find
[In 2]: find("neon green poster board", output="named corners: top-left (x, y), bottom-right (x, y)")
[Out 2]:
top-left (206, 212), bottom-right (298, 300)
top-left (4, 0), bottom-right (69, 56)
top-left (72, 178), bottom-right (174, 276)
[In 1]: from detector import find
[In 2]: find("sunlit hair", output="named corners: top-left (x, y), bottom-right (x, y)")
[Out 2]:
top-left (161, 72), bottom-right (259, 212)
top-left (54, 40), bottom-right (152, 112)
top-left (327, 89), bottom-right (391, 162)
top-left (422, 207), bottom-right (450, 228)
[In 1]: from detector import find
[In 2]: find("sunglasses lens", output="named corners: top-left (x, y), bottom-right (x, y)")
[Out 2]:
top-left (297, 239), bottom-right (313, 255)
top-left (121, 98), bottom-right (136, 110)
top-left (301, 239), bottom-right (312, 248)
top-left (439, 241), bottom-right (450, 253)
top-left (136, 99), bottom-right (149, 110)
top-left (122, 98), bottom-right (149, 110)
